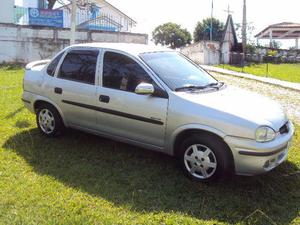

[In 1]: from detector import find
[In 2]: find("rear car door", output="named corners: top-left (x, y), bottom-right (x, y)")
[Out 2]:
top-left (95, 51), bottom-right (169, 148)
top-left (50, 48), bottom-right (100, 130)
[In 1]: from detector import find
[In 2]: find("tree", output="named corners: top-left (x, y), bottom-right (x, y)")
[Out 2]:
top-left (193, 18), bottom-right (224, 42)
top-left (152, 23), bottom-right (192, 49)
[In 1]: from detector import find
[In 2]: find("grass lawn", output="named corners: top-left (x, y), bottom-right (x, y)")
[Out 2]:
top-left (0, 66), bottom-right (300, 224)
top-left (218, 63), bottom-right (300, 83)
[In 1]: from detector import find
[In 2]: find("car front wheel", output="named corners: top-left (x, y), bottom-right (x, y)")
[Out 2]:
top-left (179, 134), bottom-right (233, 182)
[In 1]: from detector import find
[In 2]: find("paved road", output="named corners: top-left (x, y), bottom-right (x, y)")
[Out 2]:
top-left (213, 73), bottom-right (300, 124)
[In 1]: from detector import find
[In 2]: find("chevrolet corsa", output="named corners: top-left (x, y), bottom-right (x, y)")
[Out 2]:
top-left (22, 43), bottom-right (294, 182)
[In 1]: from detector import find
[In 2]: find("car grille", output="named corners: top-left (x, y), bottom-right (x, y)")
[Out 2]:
top-left (279, 122), bottom-right (289, 134)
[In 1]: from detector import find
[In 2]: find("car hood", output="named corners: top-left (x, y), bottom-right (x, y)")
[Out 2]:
top-left (175, 85), bottom-right (287, 131)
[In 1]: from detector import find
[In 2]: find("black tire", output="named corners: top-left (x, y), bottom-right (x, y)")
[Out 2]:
top-left (36, 103), bottom-right (64, 137)
top-left (178, 133), bottom-right (233, 182)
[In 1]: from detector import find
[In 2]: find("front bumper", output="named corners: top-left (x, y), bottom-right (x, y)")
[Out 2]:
top-left (224, 122), bottom-right (294, 175)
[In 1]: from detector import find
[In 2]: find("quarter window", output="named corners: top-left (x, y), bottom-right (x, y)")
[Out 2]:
top-left (103, 52), bottom-right (152, 92)
top-left (46, 52), bottom-right (64, 76)
top-left (58, 50), bottom-right (99, 84)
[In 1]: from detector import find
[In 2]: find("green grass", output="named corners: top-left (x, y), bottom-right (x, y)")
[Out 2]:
top-left (0, 67), bottom-right (300, 224)
top-left (218, 63), bottom-right (300, 83)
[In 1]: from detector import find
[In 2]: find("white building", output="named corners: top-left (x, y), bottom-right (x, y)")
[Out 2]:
top-left (58, 0), bottom-right (136, 32)
top-left (96, 0), bottom-right (136, 32)
top-left (15, 0), bottom-right (47, 8)
top-left (0, 0), bottom-right (15, 23)
top-left (14, 0), bottom-right (136, 32)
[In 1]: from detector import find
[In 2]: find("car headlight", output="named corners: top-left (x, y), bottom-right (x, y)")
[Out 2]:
top-left (255, 126), bottom-right (277, 142)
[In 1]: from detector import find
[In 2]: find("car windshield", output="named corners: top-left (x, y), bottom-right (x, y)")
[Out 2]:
top-left (139, 51), bottom-right (217, 91)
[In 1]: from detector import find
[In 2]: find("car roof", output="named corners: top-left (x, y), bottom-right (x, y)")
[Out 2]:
top-left (70, 42), bottom-right (173, 56)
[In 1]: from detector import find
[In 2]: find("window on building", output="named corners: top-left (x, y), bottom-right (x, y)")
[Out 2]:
top-left (58, 50), bottom-right (99, 84)
top-left (46, 52), bottom-right (64, 76)
top-left (103, 52), bottom-right (152, 92)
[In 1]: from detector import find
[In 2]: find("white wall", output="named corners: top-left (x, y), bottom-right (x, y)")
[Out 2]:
top-left (181, 41), bottom-right (220, 65)
top-left (0, 0), bottom-right (14, 23)
top-left (0, 23), bottom-right (148, 63)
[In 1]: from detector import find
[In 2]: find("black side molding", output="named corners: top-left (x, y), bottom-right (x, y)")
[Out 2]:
top-left (21, 98), bottom-right (31, 104)
top-left (238, 146), bottom-right (287, 157)
top-left (62, 100), bottom-right (164, 125)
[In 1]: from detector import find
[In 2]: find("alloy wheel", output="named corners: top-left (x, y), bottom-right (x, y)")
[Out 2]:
top-left (38, 109), bottom-right (55, 134)
top-left (184, 144), bottom-right (217, 179)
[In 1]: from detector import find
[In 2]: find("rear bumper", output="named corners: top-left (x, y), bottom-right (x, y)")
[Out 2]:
top-left (225, 122), bottom-right (294, 175)
top-left (22, 91), bottom-right (35, 113)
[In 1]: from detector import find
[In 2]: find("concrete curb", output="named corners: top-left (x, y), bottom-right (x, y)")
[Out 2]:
top-left (201, 65), bottom-right (300, 93)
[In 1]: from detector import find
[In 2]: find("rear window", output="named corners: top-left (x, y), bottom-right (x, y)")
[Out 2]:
top-left (47, 52), bottom-right (64, 76)
top-left (58, 50), bottom-right (99, 85)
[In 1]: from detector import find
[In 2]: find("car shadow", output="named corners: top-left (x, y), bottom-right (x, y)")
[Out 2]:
top-left (2, 128), bottom-right (300, 224)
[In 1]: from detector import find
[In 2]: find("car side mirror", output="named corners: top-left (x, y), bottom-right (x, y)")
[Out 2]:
top-left (135, 83), bottom-right (155, 95)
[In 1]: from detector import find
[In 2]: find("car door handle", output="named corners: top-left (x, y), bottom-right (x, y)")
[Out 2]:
top-left (99, 95), bottom-right (110, 103)
top-left (54, 87), bottom-right (63, 94)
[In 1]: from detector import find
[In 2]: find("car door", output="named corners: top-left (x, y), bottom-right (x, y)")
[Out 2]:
top-left (49, 48), bottom-right (100, 130)
top-left (95, 50), bottom-right (169, 148)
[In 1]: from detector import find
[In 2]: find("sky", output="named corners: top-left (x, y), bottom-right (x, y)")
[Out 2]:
top-left (107, 0), bottom-right (300, 48)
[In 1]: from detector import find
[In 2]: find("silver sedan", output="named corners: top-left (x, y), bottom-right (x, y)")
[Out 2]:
top-left (22, 43), bottom-right (294, 182)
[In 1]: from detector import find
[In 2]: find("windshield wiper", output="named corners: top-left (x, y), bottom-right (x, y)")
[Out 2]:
top-left (201, 82), bottom-right (225, 89)
top-left (175, 85), bottom-right (205, 92)
top-left (175, 82), bottom-right (225, 92)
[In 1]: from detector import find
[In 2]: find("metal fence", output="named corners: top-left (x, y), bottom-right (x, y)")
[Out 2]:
top-left (13, 6), bottom-right (132, 32)
top-left (223, 50), bottom-right (300, 66)
top-left (220, 51), bottom-right (300, 78)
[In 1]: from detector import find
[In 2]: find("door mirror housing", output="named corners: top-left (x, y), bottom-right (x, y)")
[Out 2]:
top-left (135, 83), bottom-right (155, 95)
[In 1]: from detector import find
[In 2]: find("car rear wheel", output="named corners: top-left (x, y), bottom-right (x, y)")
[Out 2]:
top-left (179, 134), bottom-right (233, 182)
top-left (36, 103), bottom-right (63, 137)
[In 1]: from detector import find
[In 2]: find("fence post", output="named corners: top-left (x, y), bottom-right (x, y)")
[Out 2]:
top-left (242, 53), bottom-right (245, 73)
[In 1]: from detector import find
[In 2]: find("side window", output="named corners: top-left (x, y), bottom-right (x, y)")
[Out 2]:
top-left (46, 52), bottom-right (64, 76)
top-left (58, 50), bottom-right (99, 84)
top-left (103, 52), bottom-right (152, 92)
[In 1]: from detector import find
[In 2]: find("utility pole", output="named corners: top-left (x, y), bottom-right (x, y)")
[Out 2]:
top-left (210, 0), bottom-right (213, 41)
top-left (70, 0), bottom-right (77, 45)
top-left (242, 0), bottom-right (247, 57)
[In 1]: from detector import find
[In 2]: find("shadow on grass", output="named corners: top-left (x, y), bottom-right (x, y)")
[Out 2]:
top-left (3, 128), bottom-right (300, 224)
top-left (4, 106), bottom-right (25, 119)
top-left (15, 120), bottom-right (31, 128)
